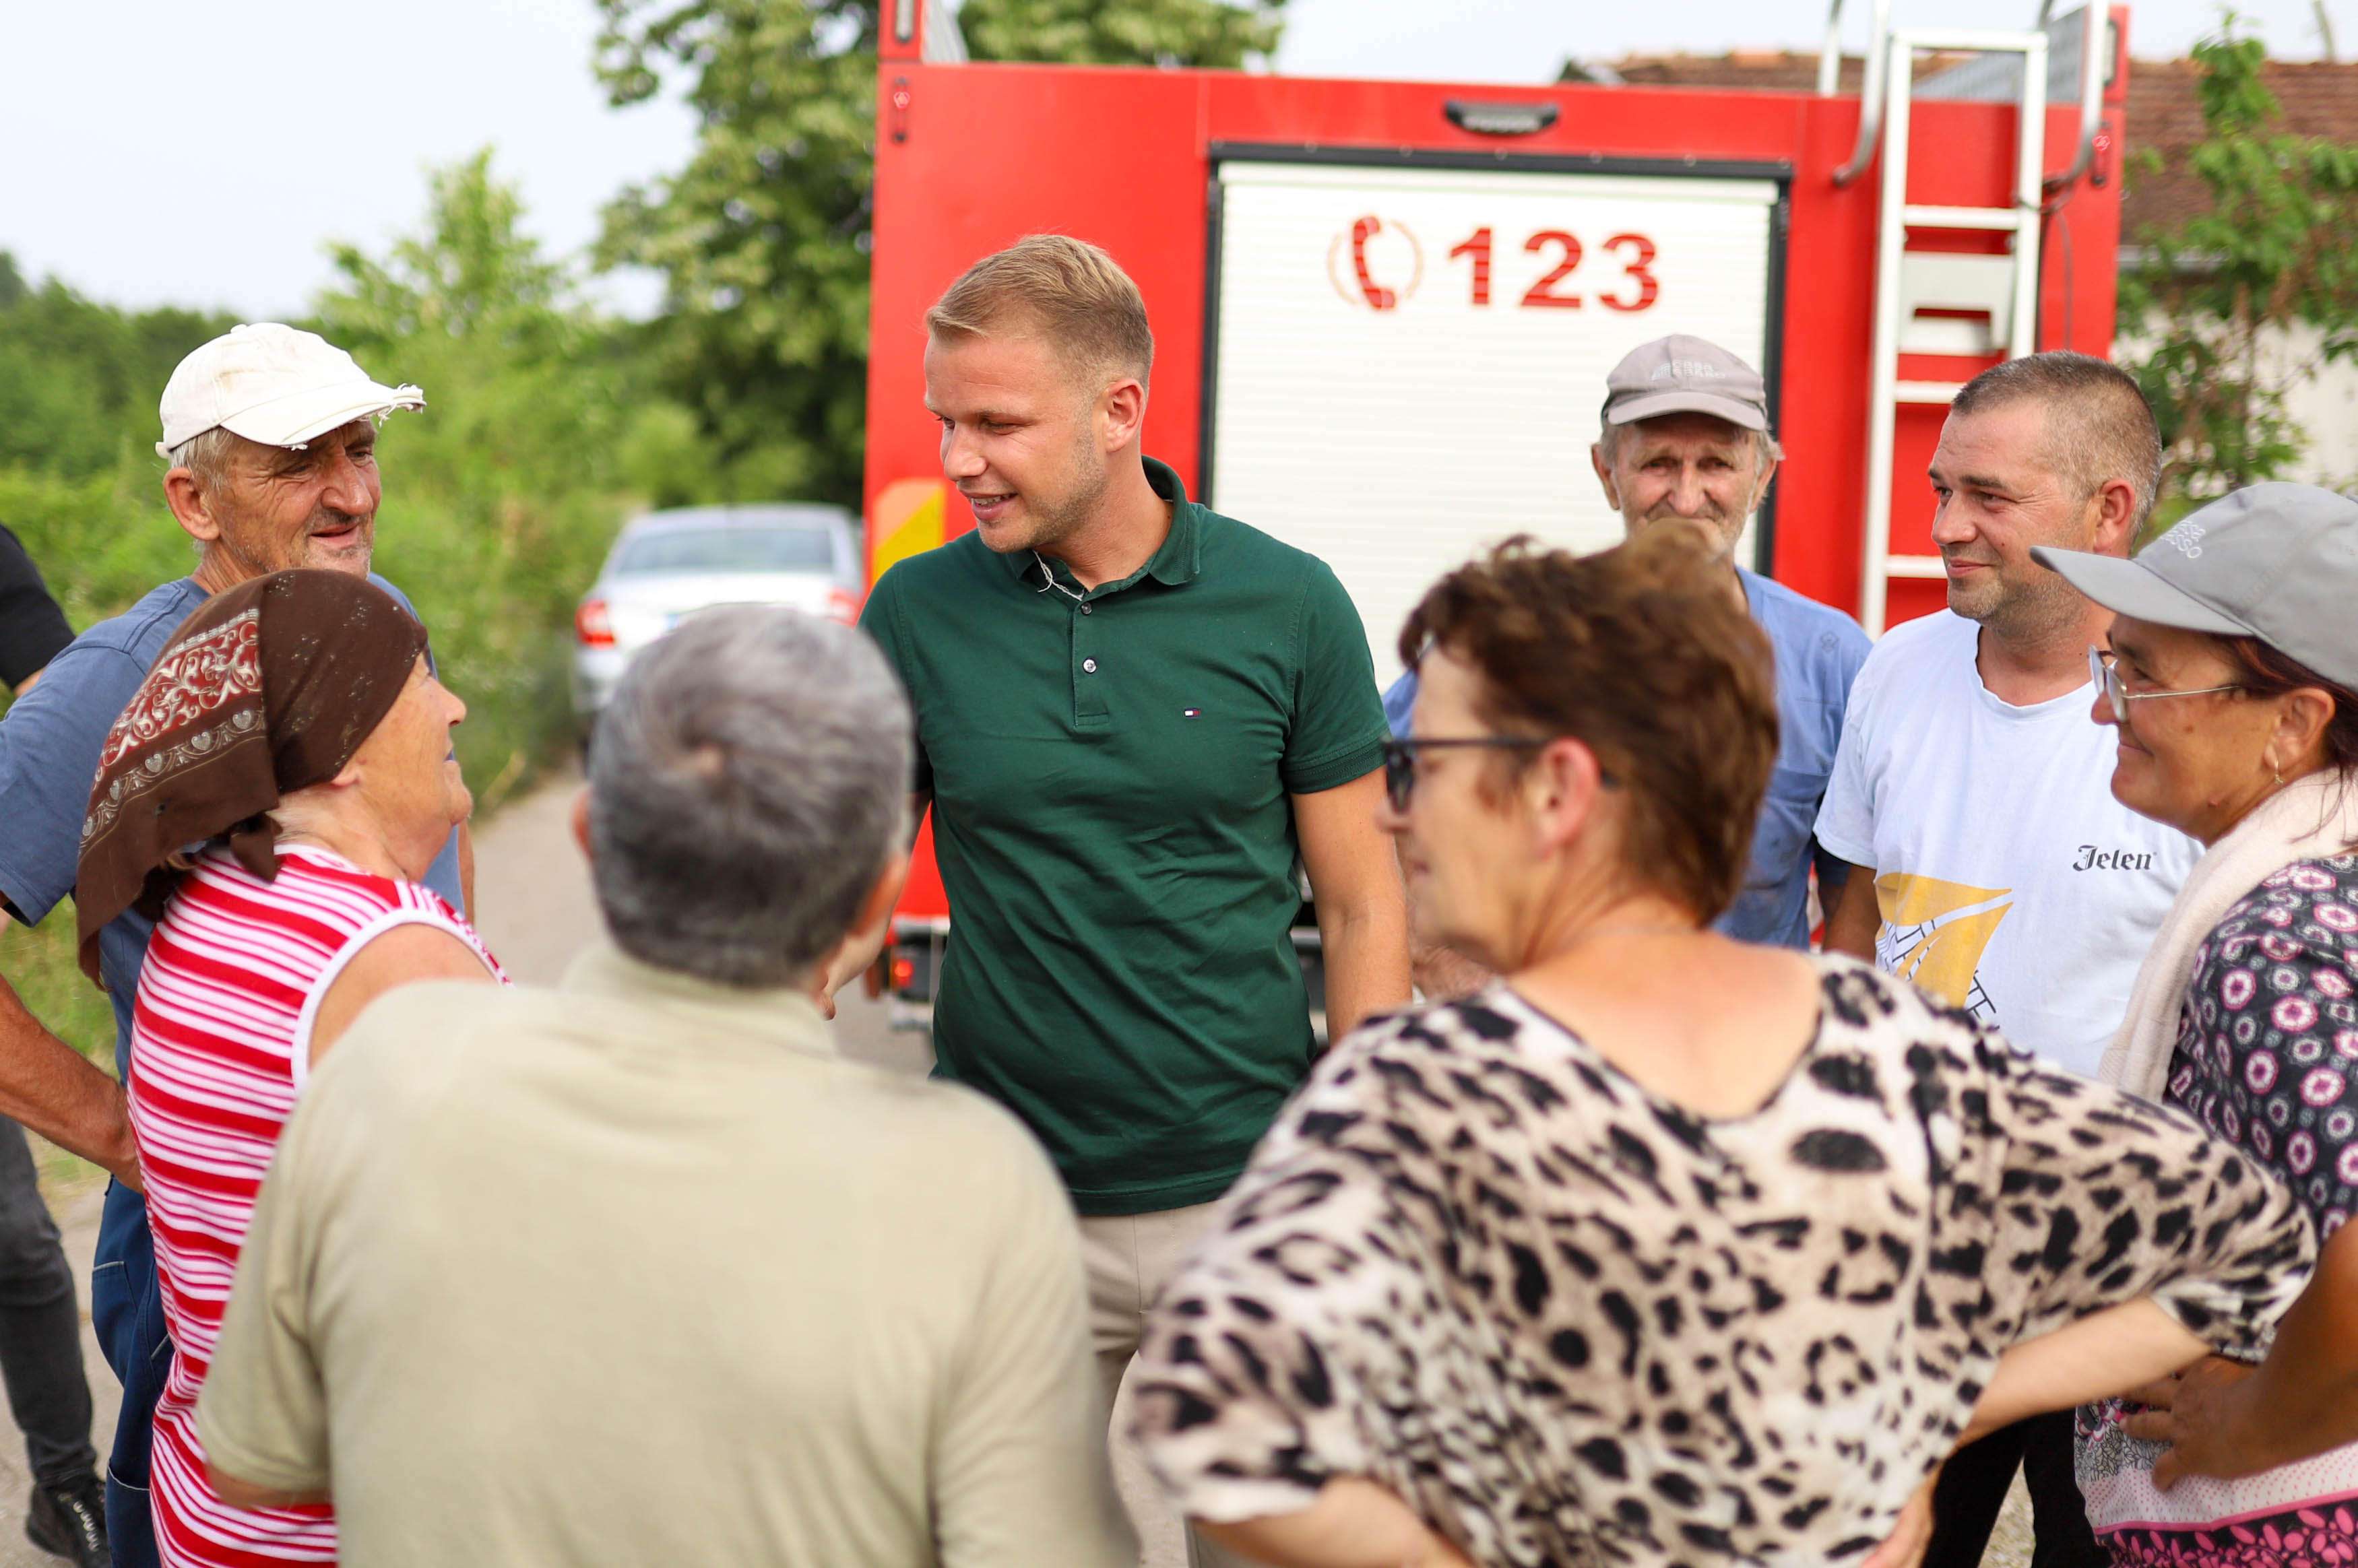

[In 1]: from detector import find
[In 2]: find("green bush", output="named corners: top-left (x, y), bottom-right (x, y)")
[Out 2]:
top-left (309, 151), bottom-right (726, 798)
top-left (2123, 19), bottom-right (2358, 501)
top-left (0, 253), bottom-right (238, 485)
top-left (2, 151), bottom-right (721, 1068)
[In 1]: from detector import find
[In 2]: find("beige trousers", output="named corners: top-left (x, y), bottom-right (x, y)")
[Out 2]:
top-left (1078, 1202), bottom-right (1251, 1568)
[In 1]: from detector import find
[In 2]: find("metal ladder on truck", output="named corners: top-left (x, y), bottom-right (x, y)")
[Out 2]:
top-left (1821, 1), bottom-right (2113, 634)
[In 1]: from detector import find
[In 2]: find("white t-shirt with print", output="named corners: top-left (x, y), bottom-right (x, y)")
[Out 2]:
top-left (1814, 610), bottom-right (2199, 1078)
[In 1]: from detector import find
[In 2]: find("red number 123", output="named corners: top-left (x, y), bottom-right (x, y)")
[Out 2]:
top-left (1446, 226), bottom-right (1658, 312)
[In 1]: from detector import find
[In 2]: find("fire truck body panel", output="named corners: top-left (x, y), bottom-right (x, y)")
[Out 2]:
top-left (864, 20), bottom-right (2130, 935)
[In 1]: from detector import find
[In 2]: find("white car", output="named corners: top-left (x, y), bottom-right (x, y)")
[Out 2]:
top-left (571, 504), bottom-right (864, 726)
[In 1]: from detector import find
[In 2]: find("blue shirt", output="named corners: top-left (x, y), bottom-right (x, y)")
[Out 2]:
top-left (1381, 566), bottom-right (1869, 949)
top-left (0, 573), bottom-right (463, 1082)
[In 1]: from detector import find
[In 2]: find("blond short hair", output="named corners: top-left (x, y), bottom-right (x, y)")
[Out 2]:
top-left (926, 235), bottom-right (1154, 393)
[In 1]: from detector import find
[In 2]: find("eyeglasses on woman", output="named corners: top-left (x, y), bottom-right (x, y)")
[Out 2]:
top-left (1380, 736), bottom-right (1615, 813)
top-left (2089, 646), bottom-right (2242, 717)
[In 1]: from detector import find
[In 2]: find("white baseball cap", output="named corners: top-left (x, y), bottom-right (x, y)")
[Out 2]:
top-left (156, 323), bottom-right (424, 460)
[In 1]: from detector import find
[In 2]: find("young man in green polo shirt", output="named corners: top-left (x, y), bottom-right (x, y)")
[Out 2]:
top-left (844, 236), bottom-right (1409, 1558)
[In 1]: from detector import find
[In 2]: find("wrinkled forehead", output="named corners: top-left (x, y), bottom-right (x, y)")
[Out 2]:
top-left (1608, 410), bottom-right (1762, 463)
top-left (225, 417), bottom-right (380, 475)
top-left (2106, 614), bottom-right (2227, 672)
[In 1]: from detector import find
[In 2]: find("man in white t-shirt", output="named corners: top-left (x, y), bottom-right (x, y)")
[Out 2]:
top-left (1814, 351), bottom-right (2198, 1568)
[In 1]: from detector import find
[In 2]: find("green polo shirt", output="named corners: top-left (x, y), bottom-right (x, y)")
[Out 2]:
top-left (860, 457), bottom-right (1386, 1216)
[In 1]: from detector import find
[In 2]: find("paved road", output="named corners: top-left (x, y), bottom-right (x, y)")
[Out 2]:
top-left (466, 769), bottom-right (928, 1074)
top-left (0, 1181), bottom-right (116, 1568)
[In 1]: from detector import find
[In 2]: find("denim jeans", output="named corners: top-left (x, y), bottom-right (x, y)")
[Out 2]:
top-left (0, 1120), bottom-right (94, 1490)
top-left (92, 1179), bottom-right (167, 1568)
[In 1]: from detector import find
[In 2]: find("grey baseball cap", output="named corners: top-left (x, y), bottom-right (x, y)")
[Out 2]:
top-left (2031, 482), bottom-right (2358, 690)
top-left (1600, 334), bottom-right (1769, 432)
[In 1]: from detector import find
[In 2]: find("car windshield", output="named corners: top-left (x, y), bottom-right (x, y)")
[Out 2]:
top-left (613, 525), bottom-right (837, 576)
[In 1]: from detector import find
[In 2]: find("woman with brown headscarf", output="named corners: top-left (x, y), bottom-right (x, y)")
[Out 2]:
top-left (75, 568), bottom-right (503, 1568)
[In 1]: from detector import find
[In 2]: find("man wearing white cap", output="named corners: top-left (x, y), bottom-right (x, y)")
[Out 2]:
top-left (1384, 333), bottom-right (1872, 990)
top-left (0, 323), bottom-right (464, 1568)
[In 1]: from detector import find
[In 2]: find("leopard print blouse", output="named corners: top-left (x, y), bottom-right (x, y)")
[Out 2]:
top-left (1131, 957), bottom-right (2312, 1567)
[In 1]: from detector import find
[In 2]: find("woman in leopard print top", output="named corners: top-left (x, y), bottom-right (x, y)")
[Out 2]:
top-left (1130, 533), bottom-right (2312, 1568)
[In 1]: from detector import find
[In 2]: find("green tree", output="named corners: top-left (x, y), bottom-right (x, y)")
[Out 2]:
top-left (0, 158), bottom-right (707, 1084)
top-left (956, 0), bottom-right (1279, 65)
top-left (0, 253), bottom-right (236, 484)
top-left (315, 150), bottom-right (711, 527)
top-left (0, 261), bottom-right (240, 637)
top-left (592, 0), bottom-right (1285, 505)
top-left (309, 150), bottom-right (716, 795)
top-left (2124, 19), bottom-right (2358, 502)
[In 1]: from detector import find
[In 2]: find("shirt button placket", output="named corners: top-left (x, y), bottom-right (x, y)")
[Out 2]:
top-left (1075, 594), bottom-right (1108, 722)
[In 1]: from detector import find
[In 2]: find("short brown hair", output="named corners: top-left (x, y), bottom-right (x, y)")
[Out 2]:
top-left (925, 235), bottom-right (1155, 392)
top-left (1951, 352), bottom-right (2164, 534)
top-left (1398, 527), bottom-right (1779, 921)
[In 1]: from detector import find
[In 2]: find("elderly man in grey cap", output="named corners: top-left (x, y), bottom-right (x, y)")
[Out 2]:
top-left (0, 323), bottom-right (464, 1568)
top-left (1384, 331), bottom-right (1870, 992)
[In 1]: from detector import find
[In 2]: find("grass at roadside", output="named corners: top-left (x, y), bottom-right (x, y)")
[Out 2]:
top-left (0, 915), bottom-right (112, 1074)
top-left (0, 914), bottom-right (118, 1188)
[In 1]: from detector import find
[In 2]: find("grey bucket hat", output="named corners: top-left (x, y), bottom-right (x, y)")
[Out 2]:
top-left (2031, 482), bottom-right (2358, 690)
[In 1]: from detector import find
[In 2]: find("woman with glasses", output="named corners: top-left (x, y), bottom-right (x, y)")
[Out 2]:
top-left (2029, 482), bottom-right (2358, 1564)
top-left (1125, 526), bottom-right (2314, 1568)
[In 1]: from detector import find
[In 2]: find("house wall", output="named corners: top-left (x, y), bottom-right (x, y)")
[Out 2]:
top-left (2275, 322), bottom-right (2358, 488)
top-left (2115, 316), bottom-right (2358, 492)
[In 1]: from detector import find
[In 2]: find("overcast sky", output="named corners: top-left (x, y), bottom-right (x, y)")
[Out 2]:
top-left (2, 0), bottom-right (2339, 320)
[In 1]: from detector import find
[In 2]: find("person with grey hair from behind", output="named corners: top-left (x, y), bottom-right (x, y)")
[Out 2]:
top-left (190, 608), bottom-right (1132, 1568)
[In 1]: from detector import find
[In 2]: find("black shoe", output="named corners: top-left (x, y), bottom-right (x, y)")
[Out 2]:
top-left (25, 1472), bottom-right (105, 1567)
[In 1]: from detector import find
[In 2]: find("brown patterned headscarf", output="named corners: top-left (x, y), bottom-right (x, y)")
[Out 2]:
top-left (74, 570), bottom-right (429, 982)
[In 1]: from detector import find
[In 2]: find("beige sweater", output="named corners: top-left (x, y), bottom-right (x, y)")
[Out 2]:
top-left (197, 940), bottom-right (1132, 1568)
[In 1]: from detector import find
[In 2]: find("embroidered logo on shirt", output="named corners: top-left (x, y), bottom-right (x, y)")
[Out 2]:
top-left (1183, 709), bottom-right (1201, 718)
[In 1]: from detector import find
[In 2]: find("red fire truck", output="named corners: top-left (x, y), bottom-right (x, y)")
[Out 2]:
top-left (864, 0), bottom-right (2133, 1022)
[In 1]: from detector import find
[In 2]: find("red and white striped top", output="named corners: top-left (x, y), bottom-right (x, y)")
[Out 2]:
top-left (129, 843), bottom-right (503, 1567)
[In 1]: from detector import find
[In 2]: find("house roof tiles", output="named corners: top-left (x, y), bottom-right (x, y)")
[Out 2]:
top-left (1562, 51), bottom-right (2358, 244)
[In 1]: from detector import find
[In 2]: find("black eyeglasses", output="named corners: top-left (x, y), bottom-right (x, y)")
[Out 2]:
top-left (1380, 736), bottom-right (1612, 813)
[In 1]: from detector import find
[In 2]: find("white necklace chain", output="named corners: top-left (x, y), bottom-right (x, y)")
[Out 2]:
top-left (1032, 552), bottom-right (1087, 604)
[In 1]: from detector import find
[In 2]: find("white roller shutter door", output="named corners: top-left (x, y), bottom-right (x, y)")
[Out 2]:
top-left (1206, 160), bottom-right (1782, 681)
